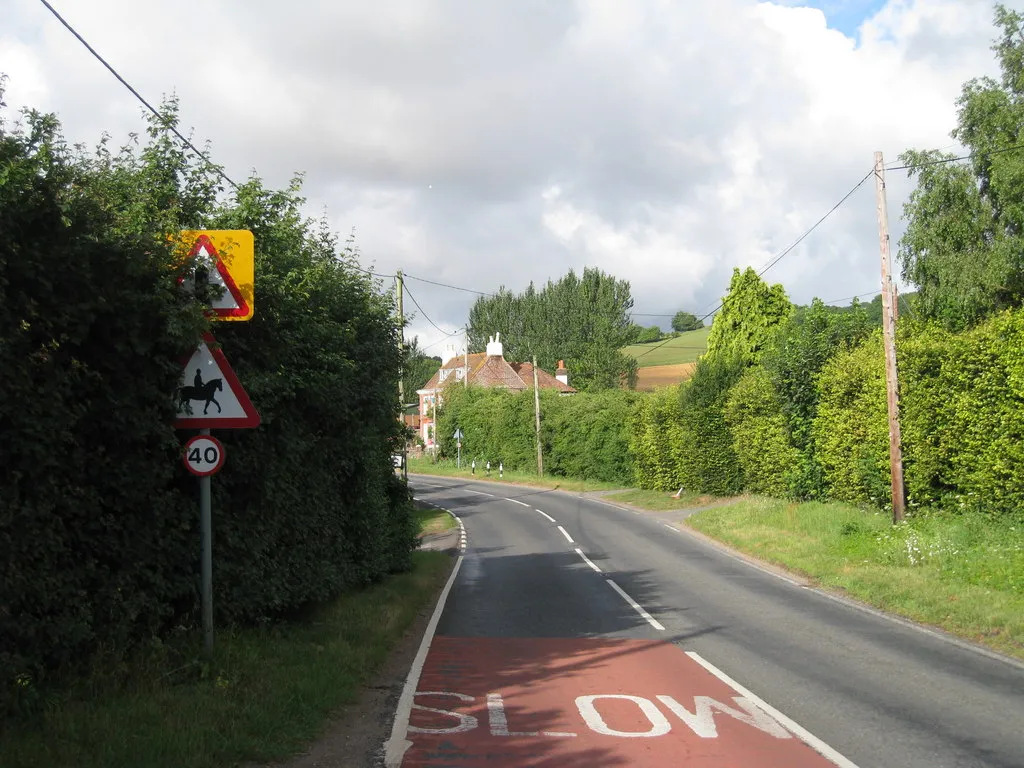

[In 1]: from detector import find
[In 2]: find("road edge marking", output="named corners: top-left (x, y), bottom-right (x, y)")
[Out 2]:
top-left (606, 579), bottom-right (665, 631)
top-left (686, 651), bottom-right (860, 768)
top-left (383, 522), bottom-right (465, 767)
top-left (506, 498), bottom-right (531, 507)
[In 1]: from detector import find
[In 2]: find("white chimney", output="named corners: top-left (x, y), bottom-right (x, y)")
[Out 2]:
top-left (440, 344), bottom-right (459, 366)
top-left (556, 359), bottom-right (569, 385)
top-left (485, 332), bottom-right (504, 357)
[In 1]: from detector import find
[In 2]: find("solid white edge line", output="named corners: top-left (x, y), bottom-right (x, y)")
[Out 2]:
top-left (574, 548), bottom-right (602, 573)
top-left (465, 489), bottom-right (495, 497)
top-left (606, 579), bottom-right (665, 631)
top-left (383, 522), bottom-right (465, 767)
top-left (506, 498), bottom-right (531, 507)
top-left (557, 525), bottom-right (575, 544)
top-left (686, 651), bottom-right (860, 768)
top-left (535, 508), bottom-right (557, 523)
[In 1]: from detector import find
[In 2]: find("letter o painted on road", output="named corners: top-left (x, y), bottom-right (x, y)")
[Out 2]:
top-left (575, 694), bottom-right (671, 738)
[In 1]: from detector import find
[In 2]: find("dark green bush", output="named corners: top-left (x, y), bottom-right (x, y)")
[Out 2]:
top-left (1, 102), bottom-right (413, 716)
top-left (0, 110), bottom-right (205, 712)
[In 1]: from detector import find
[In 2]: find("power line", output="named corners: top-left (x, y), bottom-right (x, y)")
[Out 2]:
top-left (420, 329), bottom-right (465, 353)
top-left (404, 272), bottom-right (495, 297)
top-left (402, 283), bottom-right (461, 338)
top-left (38, 0), bottom-right (238, 189)
top-left (819, 290), bottom-right (878, 305)
top-left (885, 141), bottom-right (1024, 171)
top-left (757, 168), bottom-right (874, 278)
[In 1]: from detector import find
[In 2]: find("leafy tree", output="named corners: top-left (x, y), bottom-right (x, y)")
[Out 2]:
top-left (402, 337), bottom-right (442, 398)
top-left (467, 267), bottom-right (638, 390)
top-left (704, 267), bottom-right (792, 366)
top-left (898, 4), bottom-right (1024, 331)
top-left (671, 311), bottom-right (703, 332)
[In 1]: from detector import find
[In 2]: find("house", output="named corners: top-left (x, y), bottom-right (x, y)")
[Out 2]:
top-left (416, 332), bottom-right (575, 447)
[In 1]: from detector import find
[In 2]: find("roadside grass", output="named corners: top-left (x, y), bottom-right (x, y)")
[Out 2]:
top-left (415, 505), bottom-right (457, 535)
top-left (407, 456), bottom-right (626, 493)
top-left (1, 550), bottom-right (452, 768)
top-left (604, 488), bottom-right (716, 510)
top-left (687, 497), bottom-right (1024, 660)
top-left (621, 326), bottom-right (710, 368)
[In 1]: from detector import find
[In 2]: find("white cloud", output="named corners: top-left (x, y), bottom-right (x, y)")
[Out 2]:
top-left (1, 0), bottom-right (1019, 348)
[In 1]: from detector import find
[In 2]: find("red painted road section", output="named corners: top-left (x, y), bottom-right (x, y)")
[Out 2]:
top-left (403, 637), bottom-right (838, 767)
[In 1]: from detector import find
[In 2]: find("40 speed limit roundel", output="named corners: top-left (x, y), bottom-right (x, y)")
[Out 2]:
top-left (182, 435), bottom-right (226, 477)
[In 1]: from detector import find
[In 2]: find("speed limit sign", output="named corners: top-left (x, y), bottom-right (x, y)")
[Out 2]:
top-left (182, 435), bottom-right (226, 476)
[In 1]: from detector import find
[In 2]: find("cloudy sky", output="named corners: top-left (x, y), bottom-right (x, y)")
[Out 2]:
top-left (2, 0), bottom-right (1015, 351)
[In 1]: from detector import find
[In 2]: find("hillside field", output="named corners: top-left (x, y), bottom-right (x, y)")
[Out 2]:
top-left (621, 326), bottom-right (710, 368)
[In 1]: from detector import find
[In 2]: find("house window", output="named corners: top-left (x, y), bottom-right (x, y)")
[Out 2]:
top-left (439, 369), bottom-right (450, 382)
top-left (455, 368), bottom-right (464, 380)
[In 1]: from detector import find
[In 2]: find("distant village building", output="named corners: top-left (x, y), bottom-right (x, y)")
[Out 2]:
top-left (416, 332), bottom-right (575, 447)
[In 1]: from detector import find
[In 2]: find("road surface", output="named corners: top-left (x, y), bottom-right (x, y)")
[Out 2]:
top-left (385, 476), bottom-right (1024, 767)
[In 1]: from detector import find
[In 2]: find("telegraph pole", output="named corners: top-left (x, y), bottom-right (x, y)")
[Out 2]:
top-left (464, 326), bottom-right (469, 388)
top-left (396, 269), bottom-right (408, 481)
top-left (874, 151), bottom-right (906, 522)
top-left (532, 355), bottom-right (543, 476)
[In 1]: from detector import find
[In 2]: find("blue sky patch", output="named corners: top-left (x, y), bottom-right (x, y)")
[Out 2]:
top-left (788, 0), bottom-right (889, 38)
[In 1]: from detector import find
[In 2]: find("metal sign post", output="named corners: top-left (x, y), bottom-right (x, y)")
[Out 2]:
top-left (175, 229), bottom-right (258, 660)
top-left (198, 428), bottom-right (214, 656)
top-left (453, 428), bottom-right (464, 469)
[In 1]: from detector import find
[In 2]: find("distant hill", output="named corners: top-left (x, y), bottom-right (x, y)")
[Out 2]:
top-left (621, 326), bottom-right (710, 369)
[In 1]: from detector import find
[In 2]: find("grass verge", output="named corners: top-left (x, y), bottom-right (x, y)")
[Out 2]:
top-left (415, 505), bottom-right (457, 535)
top-left (604, 488), bottom-right (717, 511)
top-left (407, 456), bottom-right (626, 493)
top-left (687, 497), bottom-right (1024, 661)
top-left (1, 551), bottom-right (452, 768)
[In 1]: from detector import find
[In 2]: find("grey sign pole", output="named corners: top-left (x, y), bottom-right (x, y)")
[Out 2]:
top-left (199, 427), bottom-right (214, 657)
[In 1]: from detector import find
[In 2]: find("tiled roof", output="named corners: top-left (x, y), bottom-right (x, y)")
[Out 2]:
top-left (418, 352), bottom-right (577, 394)
top-left (510, 362), bottom-right (576, 393)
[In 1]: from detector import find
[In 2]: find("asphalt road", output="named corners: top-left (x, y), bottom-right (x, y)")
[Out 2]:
top-left (390, 475), bottom-right (1024, 768)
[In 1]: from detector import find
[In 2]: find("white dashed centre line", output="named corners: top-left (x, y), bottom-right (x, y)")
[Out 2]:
top-left (506, 498), bottom-right (530, 507)
top-left (535, 508), bottom-right (557, 523)
top-left (607, 579), bottom-right (665, 631)
top-left (465, 489), bottom-right (495, 497)
top-left (575, 548), bottom-right (602, 573)
top-left (557, 525), bottom-right (575, 544)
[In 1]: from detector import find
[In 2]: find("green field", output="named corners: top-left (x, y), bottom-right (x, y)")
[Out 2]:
top-left (621, 326), bottom-right (710, 368)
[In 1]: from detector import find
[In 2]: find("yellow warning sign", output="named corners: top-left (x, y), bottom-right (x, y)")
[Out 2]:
top-left (177, 230), bottom-right (254, 322)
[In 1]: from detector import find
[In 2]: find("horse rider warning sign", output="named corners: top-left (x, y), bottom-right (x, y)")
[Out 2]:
top-left (175, 332), bottom-right (260, 429)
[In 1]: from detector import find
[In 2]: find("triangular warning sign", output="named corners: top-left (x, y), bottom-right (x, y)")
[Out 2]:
top-left (189, 234), bottom-right (251, 319)
top-left (175, 332), bottom-right (261, 429)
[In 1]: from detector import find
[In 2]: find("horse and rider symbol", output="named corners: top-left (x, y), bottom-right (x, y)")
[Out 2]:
top-left (179, 368), bottom-right (223, 415)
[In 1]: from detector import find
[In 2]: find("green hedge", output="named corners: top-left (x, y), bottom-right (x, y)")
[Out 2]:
top-left (628, 386), bottom-right (686, 491)
top-left (0, 110), bottom-right (205, 712)
top-left (900, 312), bottom-right (1024, 517)
top-left (812, 331), bottom-right (890, 506)
top-left (723, 367), bottom-right (799, 497)
top-left (435, 386), bottom-right (637, 484)
top-left (1, 104), bottom-right (414, 716)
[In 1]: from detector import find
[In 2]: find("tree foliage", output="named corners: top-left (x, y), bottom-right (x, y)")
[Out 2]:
top-left (704, 267), bottom-right (792, 365)
top-left (0, 95), bottom-right (415, 716)
top-left (898, 4), bottom-right (1024, 331)
top-left (467, 267), bottom-right (638, 390)
top-left (671, 311), bottom-right (703, 332)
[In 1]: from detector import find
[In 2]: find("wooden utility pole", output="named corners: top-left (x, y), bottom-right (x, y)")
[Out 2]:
top-left (874, 151), bottom-right (906, 522)
top-left (464, 326), bottom-right (469, 388)
top-left (396, 269), bottom-right (407, 481)
top-left (532, 355), bottom-right (543, 476)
